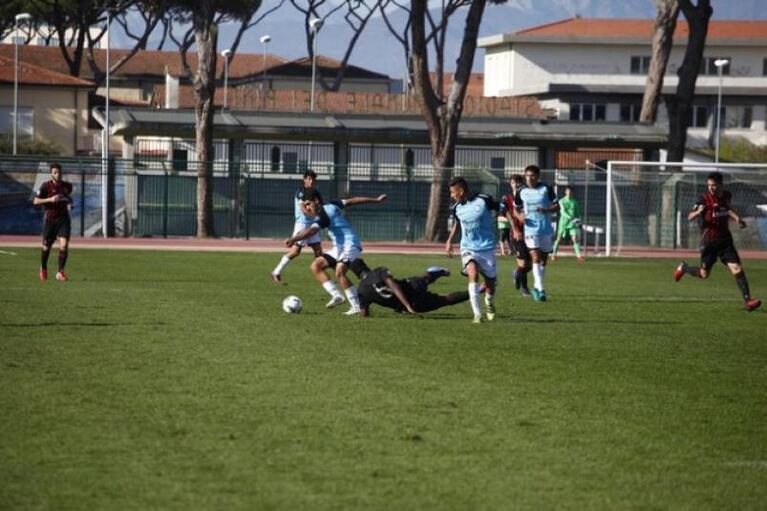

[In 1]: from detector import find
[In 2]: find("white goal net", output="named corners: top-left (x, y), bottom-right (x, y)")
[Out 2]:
top-left (605, 160), bottom-right (767, 256)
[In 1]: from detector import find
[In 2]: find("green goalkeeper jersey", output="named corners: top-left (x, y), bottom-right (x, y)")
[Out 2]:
top-left (557, 196), bottom-right (582, 232)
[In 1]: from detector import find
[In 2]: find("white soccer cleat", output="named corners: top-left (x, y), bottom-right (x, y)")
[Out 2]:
top-left (326, 294), bottom-right (345, 308)
top-left (344, 307), bottom-right (361, 316)
top-left (485, 295), bottom-right (496, 321)
top-left (472, 315), bottom-right (482, 324)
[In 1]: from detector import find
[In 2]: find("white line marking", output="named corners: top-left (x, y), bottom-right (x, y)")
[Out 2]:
top-left (0, 250), bottom-right (17, 256)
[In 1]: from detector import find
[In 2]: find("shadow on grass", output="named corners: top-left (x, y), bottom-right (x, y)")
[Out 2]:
top-left (418, 313), bottom-right (678, 325)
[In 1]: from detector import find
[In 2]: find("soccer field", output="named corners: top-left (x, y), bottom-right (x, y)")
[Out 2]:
top-left (1, 248), bottom-right (765, 509)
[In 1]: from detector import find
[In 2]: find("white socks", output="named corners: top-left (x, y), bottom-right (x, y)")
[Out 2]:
top-left (323, 280), bottom-right (342, 298)
top-left (272, 255), bottom-right (291, 275)
top-left (468, 282), bottom-right (482, 317)
top-left (532, 263), bottom-right (545, 291)
top-left (344, 286), bottom-right (361, 309)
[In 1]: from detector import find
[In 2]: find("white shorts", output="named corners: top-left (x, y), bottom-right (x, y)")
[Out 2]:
top-left (325, 245), bottom-right (362, 266)
top-left (292, 222), bottom-right (322, 247)
top-left (460, 249), bottom-right (497, 279)
top-left (525, 233), bottom-right (553, 253)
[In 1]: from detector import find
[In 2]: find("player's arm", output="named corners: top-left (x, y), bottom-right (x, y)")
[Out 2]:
top-left (728, 209), bottom-right (747, 228)
top-left (382, 275), bottom-right (418, 315)
top-left (688, 200), bottom-right (705, 221)
top-left (341, 194), bottom-right (387, 207)
top-left (445, 220), bottom-right (460, 257)
top-left (33, 188), bottom-right (58, 206)
top-left (285, 225), bottom-right (320, 247)
top-left (539, 186), bottom-right (560, 213)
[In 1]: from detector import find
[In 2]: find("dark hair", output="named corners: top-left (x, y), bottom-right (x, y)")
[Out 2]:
top-left (524, 165), bottom-right (541, 176)
top-left (50, 163), bottom-right (62, 172)
top-left (707, 171), bottom-right (723, 184)
top-left (448, 176), bottom-right (468, 191)
top-left (303, 170), bottom-right (317, 179)
top-left (303, 189), bottom-right (321, 202)
top-left (510, 174), bottom-right (524, 185)
top-left (564, 185), bottom-right (574, 192)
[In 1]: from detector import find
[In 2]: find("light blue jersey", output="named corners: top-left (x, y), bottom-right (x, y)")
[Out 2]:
top-left (450, 194), bottom-right (499, 252)
top-left (514, 183), bottom-right (558, 236)
top-left (295, 187), bottom-right (323, 223)
top-left (313, 200), bottom-right (361, 248)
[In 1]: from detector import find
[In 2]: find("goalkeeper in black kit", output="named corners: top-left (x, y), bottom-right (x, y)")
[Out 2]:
top-left (349, 260), bottom-right (471, 317)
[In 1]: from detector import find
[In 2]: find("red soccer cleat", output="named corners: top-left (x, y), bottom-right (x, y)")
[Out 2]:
top-left (577, 256), bottom-right (585, 263)
top-left (674, 261), bottom-right (688, 282)
top-left (39, 269), bottom-right (48, 281)
top-left (745, 299), bottom-right (762, 312)
top-left (55, 271), bottom-right (68, 282)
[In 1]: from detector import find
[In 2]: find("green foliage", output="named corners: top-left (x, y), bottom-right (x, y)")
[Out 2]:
top-left (0, 134), bottom-right (64, 155)
top-left (714, 137), bottom-right (767, 163)
top-left (2, 249), bottom-right (766, 508)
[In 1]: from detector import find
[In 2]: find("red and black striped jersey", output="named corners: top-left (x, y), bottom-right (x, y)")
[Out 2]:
top-left (695, 190), bottom-right (732, 244)
top-left (36, 180), bottom-right (73, 222)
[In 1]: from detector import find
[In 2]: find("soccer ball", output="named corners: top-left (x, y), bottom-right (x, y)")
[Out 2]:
top-left (282, 295), bottom-right (303, 314)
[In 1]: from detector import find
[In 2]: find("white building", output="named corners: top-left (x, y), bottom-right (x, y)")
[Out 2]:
top-left (1, 23), bottom-right (101, 48)
top-left (479, 17), bottom-right (767, 148)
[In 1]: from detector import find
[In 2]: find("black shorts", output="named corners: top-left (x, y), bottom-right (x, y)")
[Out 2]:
top-left (498, 228), bottom-right (510, 244)
top-left (510, 238), bottom-right (530, 261)
top-left (402, 277), bottom-right (446, 313)
top-left (700, 237), bottom-right (740, 270)
top-left (42, 217), bottom-right (71, 245)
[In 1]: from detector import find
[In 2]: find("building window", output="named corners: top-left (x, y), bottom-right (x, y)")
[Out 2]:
top-left (620, 104), bottom-right (641, 122)
top-left (0, 107), bottom-right (34, 136)
top-left (701, 57), bottom-right (731, 76)
top-left (763, 58), bottom-right (767, 76)
top-left (570, 103), bottom-right (606, 122)
top-left (490, 157), bottom-right (506, 171)
top-left (630, 56), bottom-right (651, 74)
top-left (691, 106), bottom-right (709, 128)
top-left (723, 106), bottom-right (753, 129)
top-left (270, 146), bottom-right (280, 172)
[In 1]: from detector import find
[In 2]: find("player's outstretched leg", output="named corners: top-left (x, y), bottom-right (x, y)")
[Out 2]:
top-left (40, 244), bottom-right (51, 281)
top-left (484, 279), bottom-right (496, 321)
top-left (425, 266), bottom-right (451, 283)
top-left (733, 270), bottom-right (762, 312)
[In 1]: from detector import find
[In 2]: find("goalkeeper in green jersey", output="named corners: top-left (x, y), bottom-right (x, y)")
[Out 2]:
top-left (552, 186), bottom-right (584, 262)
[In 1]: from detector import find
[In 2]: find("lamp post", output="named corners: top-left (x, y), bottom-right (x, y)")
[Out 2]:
top-left (13, 12), bottom-right (32, 155)
top-left (260, 35), bottom-right (271, 91)
top-left (221, 49), bottom-right (232, 111)
top-left (102, 8), bottom-right (112, 238)
top-left (714, 58), bottom-right (729, 163)
top-left (309, 18), bottom-right (322, 112)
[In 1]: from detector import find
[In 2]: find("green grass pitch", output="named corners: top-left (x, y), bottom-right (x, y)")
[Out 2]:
top-left (1, 247), bottom-right (766, 509)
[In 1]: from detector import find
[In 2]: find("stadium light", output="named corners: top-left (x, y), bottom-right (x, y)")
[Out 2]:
top-left (13, 12), bottom-right (32, 155)
top-left (221, 49), bottom-right (232, 110)
top-left (714, 58), bottom-right (729, 163)
top-left (260, 35), bottom-right (271, 93)
top-left (309, 18), bottom-right (322, 112)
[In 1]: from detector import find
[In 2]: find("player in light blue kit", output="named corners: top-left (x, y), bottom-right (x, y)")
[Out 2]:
top-left (445, 177), bottom-right (499, 323)
top-left (271, 170), bottom-right (323, 284)
top-left (287, 191), bottom-right (387, 315)
top-left (513, 165), bottom-right (559, 301)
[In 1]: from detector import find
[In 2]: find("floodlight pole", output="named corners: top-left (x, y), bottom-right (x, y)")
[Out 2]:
top-left (221, 49), bottom-right (232, 111)
top-left (102, 8), bottom-right (111, 238)
top-left (309, 18), bottom-right (322, 112)
top-left (13, 13), bottom-right (32, 155)
top-left (260, 35), bottom-right (271, 91)
top-left (714, 59), bottom-right (729, 163)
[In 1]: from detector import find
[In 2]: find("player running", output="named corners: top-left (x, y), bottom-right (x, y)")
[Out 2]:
top-left (348, 260), bottom-right (470, 317)
top-left (502, 174), bottom-right (531, 297)
top-left (551, 186), bottom-right (584, 262)
top-left (674, 171), bottom-right (761, 312)
top-left (514, 165), bottom-right (559, 302)
top-left (286, 191), bottom-right (387, 315)
top-left (33, 163), bottom-right (73, 281)
top-left (271, 170), bottom-right (324, 284)
top-left (445, 177), bottom-right (499, 323)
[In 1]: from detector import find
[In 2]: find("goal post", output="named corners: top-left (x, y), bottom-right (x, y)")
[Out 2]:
top-left (605, 160), bottom-right (767, 256)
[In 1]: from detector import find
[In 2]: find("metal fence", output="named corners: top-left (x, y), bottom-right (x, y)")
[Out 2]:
top-left (0, 154), bottom-right (624, 250)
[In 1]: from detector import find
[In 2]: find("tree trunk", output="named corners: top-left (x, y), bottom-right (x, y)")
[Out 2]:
top-left (666, 0), bottom-right (712, 161)
top-left (640, 0), bottom-right (680, 123)
top-left (412, 0), bottom-right (487, 242)
top-left (193, 15), bottom-right (218, 237)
